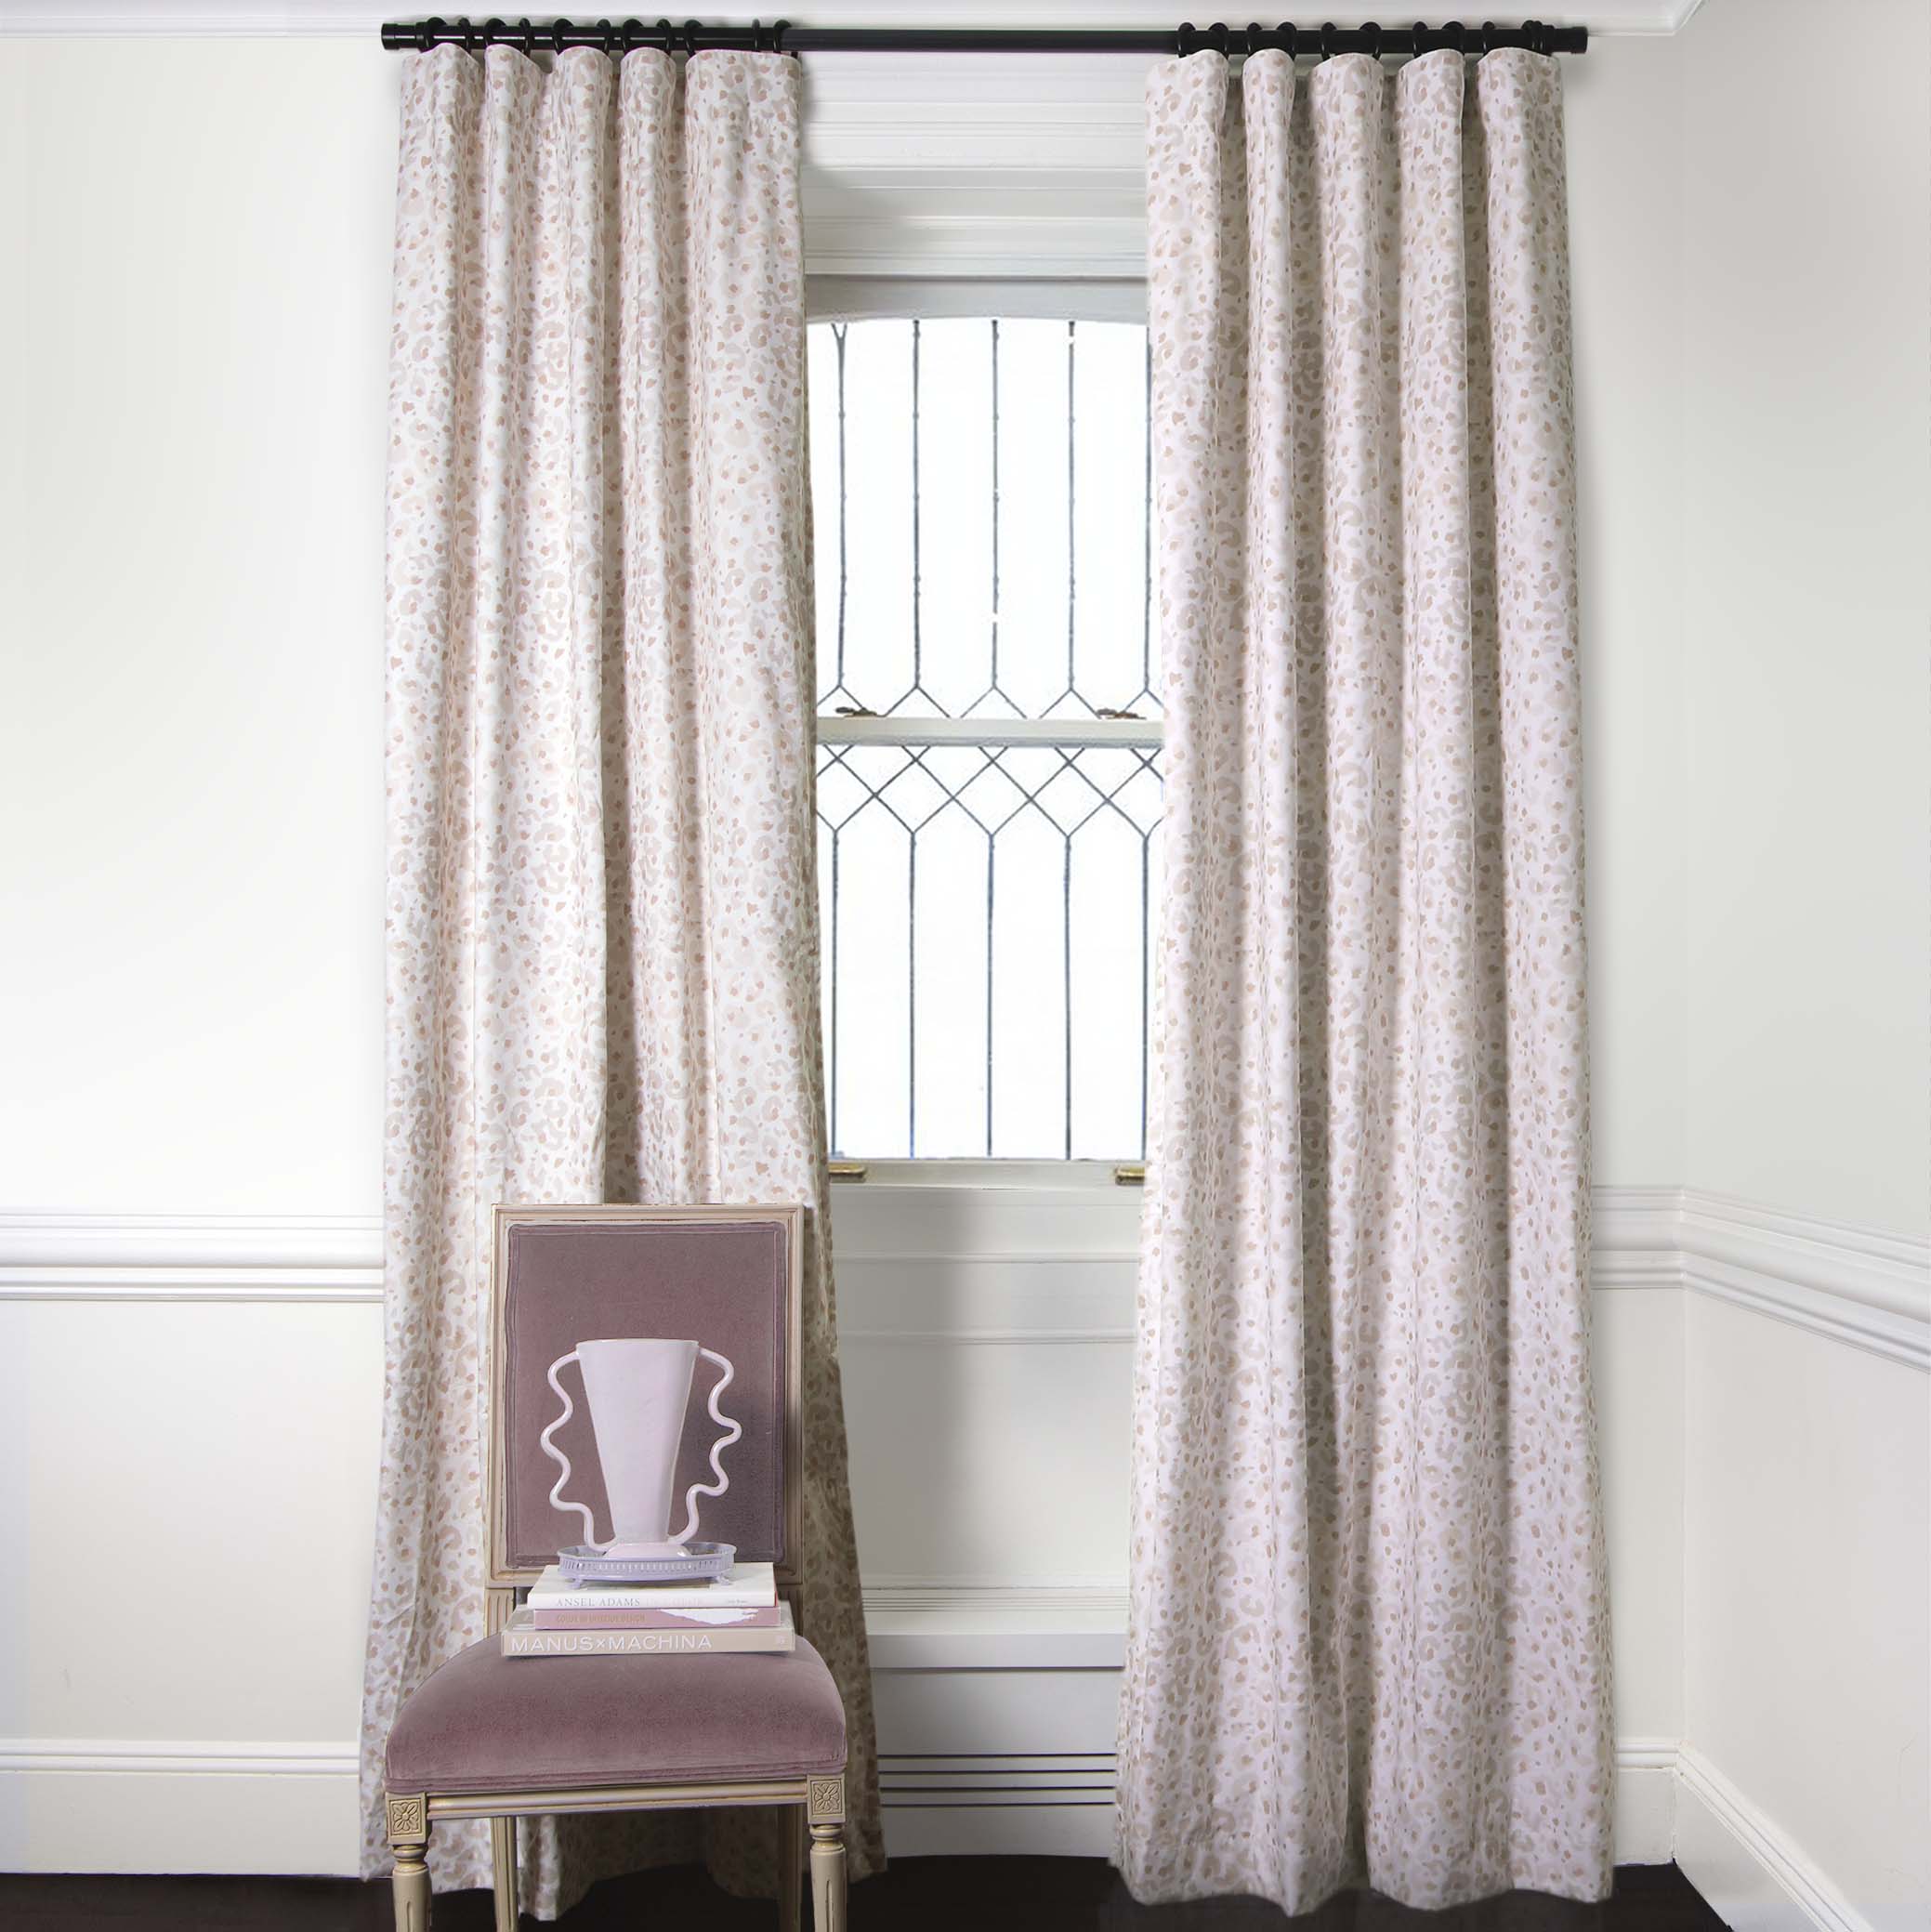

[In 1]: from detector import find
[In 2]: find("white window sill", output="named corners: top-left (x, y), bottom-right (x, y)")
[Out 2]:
top-left (832, 1159), bottom-right (1140, 1191)
top-left (865, 1604), bottom-right (1127, 1672)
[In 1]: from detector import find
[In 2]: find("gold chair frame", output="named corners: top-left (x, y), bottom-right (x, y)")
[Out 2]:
top-left (384, 1203), bottom-right (845, 1932)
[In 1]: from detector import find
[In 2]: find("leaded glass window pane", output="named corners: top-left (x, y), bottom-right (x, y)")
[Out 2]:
top-left (809, 315), bottom-right (1163, 1161)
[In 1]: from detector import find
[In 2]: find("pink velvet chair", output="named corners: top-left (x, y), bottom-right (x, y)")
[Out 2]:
top-left (381, 1204), bottom-right (847, 1931)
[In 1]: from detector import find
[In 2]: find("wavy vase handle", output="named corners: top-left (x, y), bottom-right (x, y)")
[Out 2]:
top-left (674, 1347), bottom-right (741, 1544)
top-left (538, 1347), bottom-right (601, 1549)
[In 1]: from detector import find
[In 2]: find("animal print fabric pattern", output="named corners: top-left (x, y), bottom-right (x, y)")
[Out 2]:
top-left (360, 45), bottom-right (882, 1914)
top-left (1117, 49), bottom-right (1611, 1913)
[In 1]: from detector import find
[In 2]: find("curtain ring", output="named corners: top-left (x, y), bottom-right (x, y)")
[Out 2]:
top-left (1277, 21), bottom-right (1297, 58)
top-left (770, 18), bottom-right (791, 56)
top-left (1479, 19), bottom-right (1499, 55)
top-left (1205, 21), bottom-right (1228, 56)
top-left (415, 16), bottom-right (442, 51)
top-left (1176, 20), bottom-right (1196, 56)
top-left (548, 17), bottom-right (571, 54)
top-left (1442, 20), bottom-right (1466, 55)
top-left (517, 16), bottom-right (536, 56)
top-left (653, 16), bottom-right (674, 53)
top-left (682, 17), bottom-right (703, 58)
top-left (1360, 21), bottom-right (1382, 59)
top-left (1319, 20), bottom-right (1335, 60)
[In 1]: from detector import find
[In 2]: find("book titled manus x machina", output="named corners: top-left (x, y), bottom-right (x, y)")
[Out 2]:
top-left (502, 1601), bottom-right (795, 1658)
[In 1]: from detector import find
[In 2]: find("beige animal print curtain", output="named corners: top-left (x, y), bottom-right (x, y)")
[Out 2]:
top-left (359, 43), bottom-right (882, 1914)
top-left (1118, 47), bottom-right (1611, 1912)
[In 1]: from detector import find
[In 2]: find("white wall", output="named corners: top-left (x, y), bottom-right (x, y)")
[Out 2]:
top-left (0, 14), bottom-right (1924, 1919)
top-left (1669, 6), bottom-right (1931, 1930)
top-left (0, 38), bottom-right (392, 1219)
top-left (0, 30), bottom-right (396, 1872)
top-left (1568, 30), bottom-right (1689, 1193)
top-left (1679, 1296), bottom-right (1929, 1932)
top-left (1679, 0), bottom-right (1930, 1238)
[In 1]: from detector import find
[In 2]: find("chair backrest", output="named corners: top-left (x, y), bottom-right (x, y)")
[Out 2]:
top-left (486, 1203), bottom-right (804, 1595)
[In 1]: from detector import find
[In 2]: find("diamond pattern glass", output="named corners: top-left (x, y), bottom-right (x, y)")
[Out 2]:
top-left (809, 317), bottom-right (1163, 1160)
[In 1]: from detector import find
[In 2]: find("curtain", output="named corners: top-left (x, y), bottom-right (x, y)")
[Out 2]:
top-left (1117, 47), bottom-right (1610, 1913)
top-left (358, 44), bottom-right (883, 1915)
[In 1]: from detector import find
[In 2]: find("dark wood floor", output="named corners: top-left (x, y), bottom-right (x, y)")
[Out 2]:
top-left (0, 1860), bottom-right (1723, 1932)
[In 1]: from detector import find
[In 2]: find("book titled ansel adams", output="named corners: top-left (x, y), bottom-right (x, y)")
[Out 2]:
top-left (531, 1603), bottom-right (788, 1632)
top-left (501, 1603), bottom-right (795, 1658)
top-left (526, 1560), bottom-right (778, 1614)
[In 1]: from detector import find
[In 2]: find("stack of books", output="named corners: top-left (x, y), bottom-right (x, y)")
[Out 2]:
top-left (501, 1559), bottom-right (793, 1658)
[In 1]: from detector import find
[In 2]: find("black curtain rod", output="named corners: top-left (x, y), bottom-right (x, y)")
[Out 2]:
top-left (379, 17), bottom-right (1589, 59)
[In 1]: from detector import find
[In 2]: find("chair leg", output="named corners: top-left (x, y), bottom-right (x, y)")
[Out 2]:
top-left (386, 1794), bottom-right (430, 1932)
top-left (780, 1806), bottom-right (804, 1932)
top-left (808, 1820), bottom-right (847, 1932)
top-left (806, 1775), bottom-right (847, 1932)
top-left (491, 1814), bottom-right (519, 1931)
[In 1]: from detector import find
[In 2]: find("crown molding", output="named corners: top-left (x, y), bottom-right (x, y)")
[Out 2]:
top-left (0, 3), bottom-right (1712, 40)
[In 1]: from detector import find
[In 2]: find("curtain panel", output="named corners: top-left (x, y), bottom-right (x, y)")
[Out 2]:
top-left (1118, 48), bottom-right (1611, 1913)
top-left (359, 44), bottom-right (882, 1914)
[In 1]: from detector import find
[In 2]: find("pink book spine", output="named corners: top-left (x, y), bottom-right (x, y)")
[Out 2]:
top-left (529, 1604), bottom-right (787, 1632)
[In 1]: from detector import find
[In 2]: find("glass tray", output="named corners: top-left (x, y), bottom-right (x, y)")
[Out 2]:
top-left (558, 1540), bottom-right (736, 1584)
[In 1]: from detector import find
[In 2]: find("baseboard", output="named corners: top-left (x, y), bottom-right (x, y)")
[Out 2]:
top-left (1674, 1746), bottom-right (1909, 1932)
top-left (0, 1741), bottom-right (361, 1876)
top-left (19, 1733), bottom-right (1845, 1882)
top-left (1617, 1737), bottom-right (1681, 1867)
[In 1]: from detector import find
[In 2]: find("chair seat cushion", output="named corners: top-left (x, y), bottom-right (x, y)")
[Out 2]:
top-left (385, 1631), bottom-right (847, 1797)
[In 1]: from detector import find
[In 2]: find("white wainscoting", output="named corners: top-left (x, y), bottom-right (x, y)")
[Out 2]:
top-left (0, 1189), bottom-right (1922, 1887)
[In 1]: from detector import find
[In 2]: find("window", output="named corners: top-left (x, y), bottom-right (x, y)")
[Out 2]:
top-left (808, 311), bottom-right (1162, 1163)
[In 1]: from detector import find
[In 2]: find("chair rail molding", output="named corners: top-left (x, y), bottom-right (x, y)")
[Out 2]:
top-left (0, 1211), bottom-right (385, 1302)
top-left (5, 1189), bottom-right (1921, 1366)
top-left (1673, 1189), bottom-right (1930, 1371)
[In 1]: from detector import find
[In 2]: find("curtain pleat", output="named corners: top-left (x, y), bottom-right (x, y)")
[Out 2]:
top-left (1119, 48), bottom-right (1609, 1913)
top-left (361, 44), bottom-right (883, 1917)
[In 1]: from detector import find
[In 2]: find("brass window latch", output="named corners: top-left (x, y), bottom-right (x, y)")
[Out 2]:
top-left (1112, 1163), bottom-right (1146, 1186)
top-left (828, 1161), bottom-right (869, 1181)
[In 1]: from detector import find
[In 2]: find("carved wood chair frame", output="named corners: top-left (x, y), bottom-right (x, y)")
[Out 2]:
top-left (383, 1203), bottom-right (845, 1932)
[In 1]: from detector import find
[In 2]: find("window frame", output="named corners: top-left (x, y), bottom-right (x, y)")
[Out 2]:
top-left (806, 281), bottom-right (1161, 1188)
